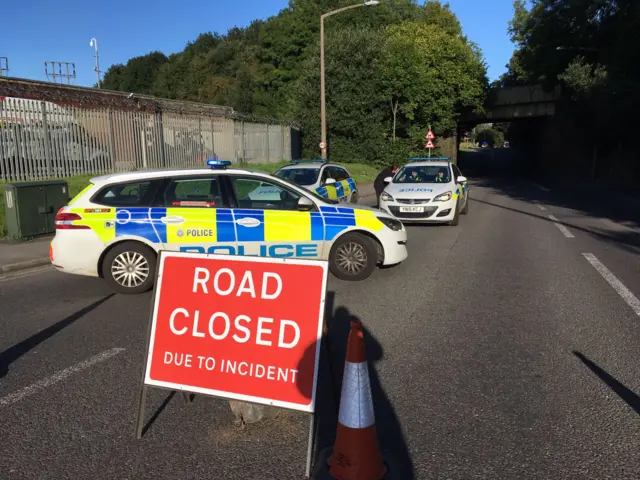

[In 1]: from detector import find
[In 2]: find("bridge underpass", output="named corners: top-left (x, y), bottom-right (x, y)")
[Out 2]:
top-left (454, 84), bottom-right (570, 180)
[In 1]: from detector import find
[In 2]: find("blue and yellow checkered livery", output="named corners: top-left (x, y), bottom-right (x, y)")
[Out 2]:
top-left (69, 204), bottom-right (383, 245)
top-left (451, 181), bottom-right (469, 200)
top-left (314, 178), bottom-right (357, 201)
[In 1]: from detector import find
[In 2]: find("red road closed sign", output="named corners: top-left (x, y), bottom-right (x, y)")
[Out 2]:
top-left (143, 252), bottom-right (328, 413)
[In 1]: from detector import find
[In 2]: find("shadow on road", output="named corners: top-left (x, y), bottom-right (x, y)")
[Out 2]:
top-left (459, 149), bottom-right (640, 230)
top-left (573, 351), bottom-right (640, 415)
top-left (140, 391), bottom-right (177, 437)
top-left (311, 291), bottom-right (414, 478)
top-left (0, 294), bottom-right (114, 378)
top-left (471, 196), bottom-right (640, 255)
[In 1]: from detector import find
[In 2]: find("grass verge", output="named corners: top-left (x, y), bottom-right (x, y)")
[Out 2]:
top-left (0, 161), bottom-right (378, 239)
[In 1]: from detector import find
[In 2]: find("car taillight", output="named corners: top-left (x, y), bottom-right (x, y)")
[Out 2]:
top-left (55, 212), bottom-right (90, 230)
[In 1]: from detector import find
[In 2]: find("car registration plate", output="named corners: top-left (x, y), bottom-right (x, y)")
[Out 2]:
top-left (399, 206), bottom-right (424, 213)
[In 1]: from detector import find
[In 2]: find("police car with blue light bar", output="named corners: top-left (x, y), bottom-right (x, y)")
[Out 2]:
top-left (378, 157), bottom-right (470, 225)
top-left (272, 159), bottom-right (359, 203)
top-left (50, 159), bottom-right (408, 294)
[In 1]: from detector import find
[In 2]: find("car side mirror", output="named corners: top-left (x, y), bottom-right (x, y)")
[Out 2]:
top-left (456, 175), bottom-right (467, 184)
top-left (324, 178), bottom-right (336, 185)
top-left (383, 176), bottom-right (393, 183)
top-left (297, 196), bottom-right (314, 211)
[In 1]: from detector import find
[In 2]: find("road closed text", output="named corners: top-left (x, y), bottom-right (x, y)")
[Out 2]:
top-left (167, 267), bottom-right (301, 349)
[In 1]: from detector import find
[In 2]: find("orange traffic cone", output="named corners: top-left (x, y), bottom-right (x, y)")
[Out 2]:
top-left (327, 320), bottom-right (387, 480)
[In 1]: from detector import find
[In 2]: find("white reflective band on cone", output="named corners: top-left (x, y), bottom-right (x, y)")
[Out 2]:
top-left (338, 361), bottom-right (375, 429)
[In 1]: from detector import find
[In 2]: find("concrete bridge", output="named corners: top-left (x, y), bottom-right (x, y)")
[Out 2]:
top-left (439, 84), bottom-right (562, 162)
top-left (460, 84), bottom-right (562, 125)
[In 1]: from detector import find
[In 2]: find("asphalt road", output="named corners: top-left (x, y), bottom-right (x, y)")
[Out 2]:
top-left (2, 174), bottom-right (640, 479)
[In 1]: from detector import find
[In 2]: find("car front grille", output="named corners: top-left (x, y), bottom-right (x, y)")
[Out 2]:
top-left (396, 198), bottom-right (431, 204)
top-left (388, 206), bottom-right (438, 219)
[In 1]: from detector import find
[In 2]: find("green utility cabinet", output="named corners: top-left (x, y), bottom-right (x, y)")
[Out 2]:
top-left (3, 180), bottom-right (69, 239)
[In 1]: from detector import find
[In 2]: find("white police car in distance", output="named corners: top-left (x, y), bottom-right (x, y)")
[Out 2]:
top-left (272, 160), bottom-right (358, 203)
top-left (378, 158), bottom-right (470, 225)
top-left (50, 159), bottom-right (408, 294)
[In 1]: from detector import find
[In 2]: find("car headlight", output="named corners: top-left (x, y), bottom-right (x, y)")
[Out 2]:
top-left (377, 216), bottom-right (403, 231)
top-left (433, 191), bottom-right (452, 202)
top-left (380, 191), bottom-right (394, 202)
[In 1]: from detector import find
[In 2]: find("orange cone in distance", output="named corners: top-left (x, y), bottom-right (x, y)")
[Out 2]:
top-left (328, 320), bottom-right (387, 480)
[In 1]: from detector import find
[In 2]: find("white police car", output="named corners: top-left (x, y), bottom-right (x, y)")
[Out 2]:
top-left (378, 158), bottom-right (469, 225)
top-left (50, 160), bottom-right (408, 294)
top-left (272, 160), bottom-right (358, 203)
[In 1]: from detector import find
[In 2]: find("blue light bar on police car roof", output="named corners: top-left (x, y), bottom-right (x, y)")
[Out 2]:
top-left (290, 159), bottom-right (328, 164)
top-left (206, 159), bottom-right (232, 169)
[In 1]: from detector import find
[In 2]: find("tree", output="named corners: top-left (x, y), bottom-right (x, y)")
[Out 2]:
top-left (475, 125), bottom-right (503, 148)
top-left (101, 52), bottom-right (168, 93)
top-left (380, 21), bottom-right (486, 147)
top-left (292, 27), bottom-right (387, 163)
top-left (95, 0), bottom-right (490, 168)
top-left (501, 0), bottom-right (640, 179)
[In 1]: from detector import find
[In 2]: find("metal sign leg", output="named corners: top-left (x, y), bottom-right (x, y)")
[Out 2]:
top-left (135, 384), bottom-right (148, 440)
top-left (305, 413), bottom-right (315, 478)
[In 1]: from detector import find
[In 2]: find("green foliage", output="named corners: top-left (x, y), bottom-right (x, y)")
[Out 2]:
top-left (475, 125), bottom-right (504, 148)
top-left (293, 26), bottom-right (388, 163)
top-left (380, 21), bottom-right (486, 142)
top-left (500, 0), bottom-right (639, 149)
top-left (558, 56), bottom-right (607, 97)
top-left (99, 0), bottom-right (488, 167)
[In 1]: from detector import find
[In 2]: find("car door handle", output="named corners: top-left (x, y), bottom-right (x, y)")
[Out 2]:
top-left (236, 217), bottom-right (261, 227)
top-left (160, 215), bottom-right (185, 225)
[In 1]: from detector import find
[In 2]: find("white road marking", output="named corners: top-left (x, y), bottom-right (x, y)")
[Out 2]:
top-left (536, 203), bottom-right (548, 211)
top-left (532, 182), bottom-right (551, 192)
top-left (583, 253), bottom-right (640, 317)
top-left (547, 214), bottom-right (575, 238)
top-left (0, 348), bottom-right (125, 408)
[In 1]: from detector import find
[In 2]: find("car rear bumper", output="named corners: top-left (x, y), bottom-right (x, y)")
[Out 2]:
top-left (50, 231), bottom-right (103, 277)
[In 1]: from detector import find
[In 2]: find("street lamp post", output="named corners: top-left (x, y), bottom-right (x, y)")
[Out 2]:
top-left (90, 38), bottom-right (101, 88)
top-left (320, 0), bottom-right (379, 159)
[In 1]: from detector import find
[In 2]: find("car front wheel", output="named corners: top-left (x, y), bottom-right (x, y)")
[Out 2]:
top-left (329, 232), bottom-right (377, 281)
top-left (449, 200), bottom-right (460, 226)
top-left (102, 241), bottom-right (157, 294)
top-left (461, 196), bottom-right (469, 214)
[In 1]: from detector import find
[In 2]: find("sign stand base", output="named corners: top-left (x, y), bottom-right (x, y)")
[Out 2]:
top-left (136, 383), bottom-right (317, 478)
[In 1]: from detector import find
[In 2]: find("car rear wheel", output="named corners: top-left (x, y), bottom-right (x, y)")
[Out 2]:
top-left (102, 241), bottom-right (156, 294)
top-left (329, 232), bottom-right (377, 281)
top-left (350, 191), bottom-right (359, 204)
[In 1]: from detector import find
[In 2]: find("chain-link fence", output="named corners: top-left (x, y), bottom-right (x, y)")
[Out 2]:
top-left (0, 88), bottom-right (300, 182)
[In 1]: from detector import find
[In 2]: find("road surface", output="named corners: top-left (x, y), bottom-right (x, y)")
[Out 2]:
top-left (1, 175), bottom-right (640, 479)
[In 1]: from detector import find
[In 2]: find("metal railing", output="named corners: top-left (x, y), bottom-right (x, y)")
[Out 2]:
top-left (0, 96), bottom-right (299, 182)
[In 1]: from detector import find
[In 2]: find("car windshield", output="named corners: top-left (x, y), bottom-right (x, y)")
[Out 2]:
top-left (273, 167), bottom-right (320, 186)
top-left (393, 165), bottom-right (451, 184)
top-left (269, 174), bottom-right (339, 204)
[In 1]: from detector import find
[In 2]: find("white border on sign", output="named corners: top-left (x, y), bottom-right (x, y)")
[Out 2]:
top-left (143, 251), bottom-right (329, 414)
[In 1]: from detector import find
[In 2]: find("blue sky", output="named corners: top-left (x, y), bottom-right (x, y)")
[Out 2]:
top-left (2, 0), bottom-right (516, 87)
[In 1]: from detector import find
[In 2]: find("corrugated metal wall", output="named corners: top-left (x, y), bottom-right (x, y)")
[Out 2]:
top-left (0, 97), bottom-right (299, 181)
